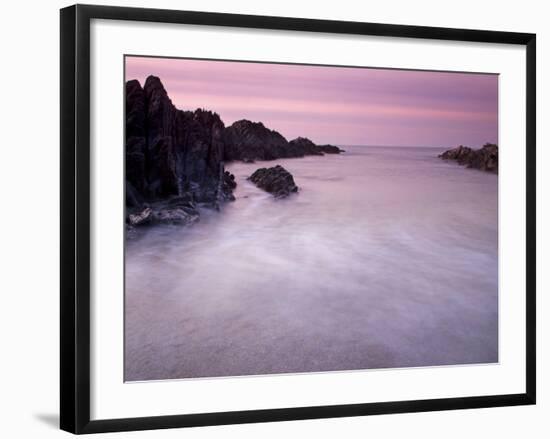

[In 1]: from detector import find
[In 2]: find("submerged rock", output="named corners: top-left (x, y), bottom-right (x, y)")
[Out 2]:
top-left (127, 197), bottom-right (200, 227)
top-left (152, 207), bottom-right (200, 225)
top-left (248, 165), bottom-right (299, 198)
top-left (439, 143), bottom-right (498, 173)
top-left (128, 207), bottom-right (154, 226)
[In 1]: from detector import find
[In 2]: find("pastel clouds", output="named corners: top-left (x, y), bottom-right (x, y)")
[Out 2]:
top-left (126, 56), bottom-right (498, 147)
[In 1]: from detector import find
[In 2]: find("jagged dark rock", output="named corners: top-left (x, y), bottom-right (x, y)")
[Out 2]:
top-left (248, 165), bottom-right (299, 198)
top-left (439, 143), bottom-right (498, 173)
top-left (125, 75), bottom-right (236, 231)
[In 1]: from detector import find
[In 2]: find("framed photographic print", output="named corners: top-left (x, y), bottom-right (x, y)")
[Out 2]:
top-left (60, 4), bottom-right (536, 434)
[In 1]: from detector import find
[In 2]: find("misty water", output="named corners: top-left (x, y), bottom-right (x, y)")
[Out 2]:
top-left (125, 146), bottom-right (498, 381)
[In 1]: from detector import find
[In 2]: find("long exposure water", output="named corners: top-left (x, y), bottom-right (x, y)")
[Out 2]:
top-left (125, 146), bottom-right (498, 381)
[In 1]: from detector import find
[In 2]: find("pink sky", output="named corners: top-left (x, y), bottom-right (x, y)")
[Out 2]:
top-left (126, 56), bottom-right (498, 147)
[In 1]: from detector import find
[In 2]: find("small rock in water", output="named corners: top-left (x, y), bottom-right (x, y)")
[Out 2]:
top-left (248, 165), bottom-right (299, 198)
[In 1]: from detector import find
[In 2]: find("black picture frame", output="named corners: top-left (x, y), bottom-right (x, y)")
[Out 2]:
top-left (60, 4), bottom-right (536, 434)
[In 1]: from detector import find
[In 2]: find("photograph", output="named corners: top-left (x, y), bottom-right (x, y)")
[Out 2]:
top-left (124, 56), bottom-right (499, 382)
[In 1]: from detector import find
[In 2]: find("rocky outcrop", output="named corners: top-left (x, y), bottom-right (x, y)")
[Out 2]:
top-left (224, 120), bottom-right (294, 161)
top-left (288, 137), bottom-right (344, 155)
top-left (439, 143), bottom-right (498, 173)
top-left (288, 137), bottom-right (323, 156)
top-left (248, 165), bottom-right (299, 198)
top-left (125, 76), bottom-right (236, 229)
top-left (223, 122), bottom-right (344, 162)
top-left (126, 75), bottom-right (342, 230)
top-left (317, 143), bottom-right (345, 154)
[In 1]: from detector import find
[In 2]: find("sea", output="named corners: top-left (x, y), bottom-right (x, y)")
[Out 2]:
top-left (125, 145), bottom-right (498, 381)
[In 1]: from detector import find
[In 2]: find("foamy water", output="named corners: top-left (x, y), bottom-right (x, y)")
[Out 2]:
top-left (125, 146), bottom-right (498, 381)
